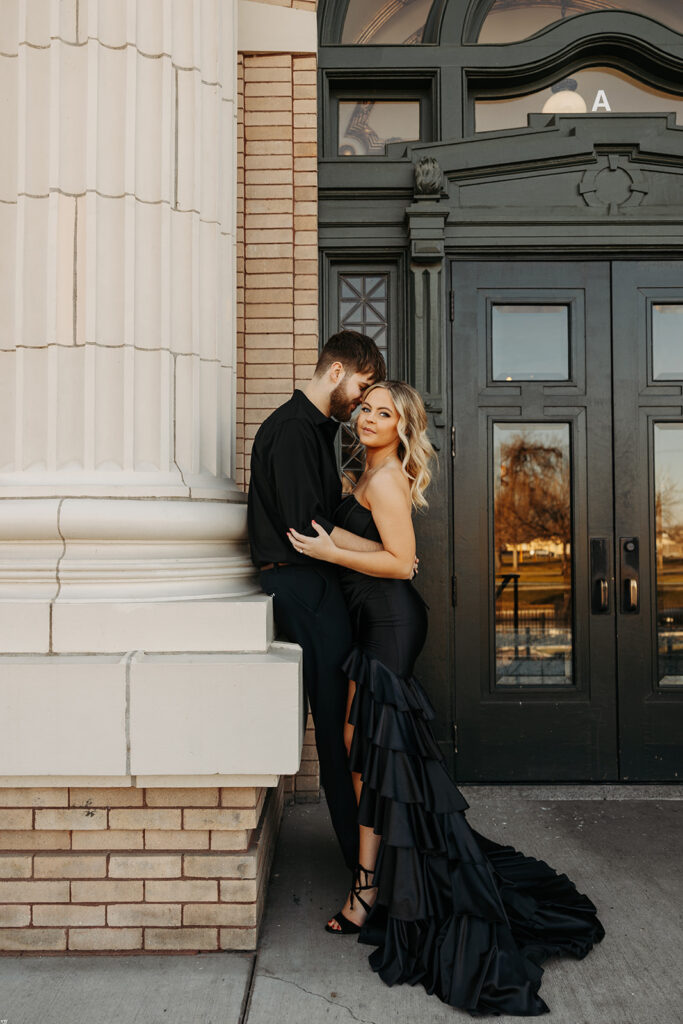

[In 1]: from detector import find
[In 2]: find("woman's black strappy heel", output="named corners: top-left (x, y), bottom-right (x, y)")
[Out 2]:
top-left (325, 864), bottom-right (376, 935)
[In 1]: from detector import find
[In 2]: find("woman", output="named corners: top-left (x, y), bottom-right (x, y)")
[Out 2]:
top-left (287, 381), bottom-right (604, 1017)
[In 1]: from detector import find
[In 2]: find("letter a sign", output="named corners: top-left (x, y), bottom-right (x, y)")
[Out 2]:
top-left (592, 89), bottom-right (611, 112)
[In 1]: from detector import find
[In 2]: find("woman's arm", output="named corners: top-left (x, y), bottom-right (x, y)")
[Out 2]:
top-left (288, 472), bottom-right (415, 579)
top-left (329, 526), bottom-right (382, 553)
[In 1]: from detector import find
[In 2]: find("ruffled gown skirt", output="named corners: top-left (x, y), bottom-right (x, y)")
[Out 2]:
top-left (340, 573), bottom-right (605, 1018)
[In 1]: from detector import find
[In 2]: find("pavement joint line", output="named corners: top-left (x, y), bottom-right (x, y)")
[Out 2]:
top-left (238, 952), bottom-right (258, 1024)
top-left (254, 973), bottom-right (378, 1024)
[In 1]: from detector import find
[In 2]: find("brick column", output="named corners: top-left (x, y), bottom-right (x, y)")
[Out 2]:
top-left (235, 23), bottom-right (321, 801)
top-left (235, 52), bottom-right (319, 490)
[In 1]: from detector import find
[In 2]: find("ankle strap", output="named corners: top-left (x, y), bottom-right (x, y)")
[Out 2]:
top-left (349, 864), bottom-right (376, 914)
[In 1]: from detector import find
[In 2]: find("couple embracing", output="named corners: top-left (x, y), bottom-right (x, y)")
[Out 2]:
top-left (247, 331), bottom-right (604, 1017)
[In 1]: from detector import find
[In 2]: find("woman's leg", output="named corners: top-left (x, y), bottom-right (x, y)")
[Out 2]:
top-left (327, 679), bottom-right (381, 930)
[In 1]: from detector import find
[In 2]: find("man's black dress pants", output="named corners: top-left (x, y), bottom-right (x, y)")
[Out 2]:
top-left (260, 563), bottom-right (359, 871)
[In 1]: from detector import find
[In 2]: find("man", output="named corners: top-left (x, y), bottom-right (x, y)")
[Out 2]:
top-left (247, 330), bottom-right (386, 870)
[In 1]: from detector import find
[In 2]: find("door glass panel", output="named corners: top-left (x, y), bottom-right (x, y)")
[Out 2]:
top-left (494, 423), bottom-right (574, 686)
top-left (492, 305), bottom-right (569, 381)
top-left (477, 1), bottom-right (683, 45)
top-left (339, 100), bottom-right (420, 156)
top-left (655, 423), bottom-right (683, 687)
top-left (475, 67), bottom-right (683, 132)
top-left (652, 305), bottom-right (683, 380)
top-left (342, 0), bottom-right (435, 44)
top-left (338, 273), bottom-right (390, 489)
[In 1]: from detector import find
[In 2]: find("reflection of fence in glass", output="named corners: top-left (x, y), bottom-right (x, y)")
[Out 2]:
top-left (493, 425), bottom-right (573, 686)
top-left (655, 423), bottom-right (683, 687)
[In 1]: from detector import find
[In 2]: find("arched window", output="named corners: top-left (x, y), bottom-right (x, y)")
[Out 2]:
top-left (476, 1), bottom-right (683, 45)
top-left (341, 0), bottom-right (438, 44)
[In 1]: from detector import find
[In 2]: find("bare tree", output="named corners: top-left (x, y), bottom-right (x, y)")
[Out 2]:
top-left (495, 434), bottom-right (571, 569)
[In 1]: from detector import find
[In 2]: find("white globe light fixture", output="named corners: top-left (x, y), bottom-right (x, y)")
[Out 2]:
top-left (542, 78), bottom-right (588, 114)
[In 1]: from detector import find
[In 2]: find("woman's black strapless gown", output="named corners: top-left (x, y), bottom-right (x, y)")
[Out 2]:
top-left (334, 494), bottom-right (605, 1018)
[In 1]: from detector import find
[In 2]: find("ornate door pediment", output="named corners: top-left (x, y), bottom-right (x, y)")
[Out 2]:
top-left (403, 113), bottom-right (683, 252)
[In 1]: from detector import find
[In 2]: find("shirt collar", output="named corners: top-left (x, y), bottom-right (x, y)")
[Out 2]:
top-left (293, 389), bottom-right (340, 437)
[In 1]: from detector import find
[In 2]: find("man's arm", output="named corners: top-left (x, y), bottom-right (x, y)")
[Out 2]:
top-left (271, 419), bottom-right (335, 537)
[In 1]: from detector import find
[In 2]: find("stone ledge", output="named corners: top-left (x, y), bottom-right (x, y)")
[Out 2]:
top-left (0, 643), bottom-right (303, 779)
top-left (51, 596), bottom-right (274, 654)
top-left (130, 645), bottom-right (302, 776)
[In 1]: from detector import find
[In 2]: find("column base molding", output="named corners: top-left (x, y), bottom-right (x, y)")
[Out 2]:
top-left (0, 496), bottom-right (258, 600)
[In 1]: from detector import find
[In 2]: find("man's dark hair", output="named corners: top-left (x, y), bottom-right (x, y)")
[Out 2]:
top-left (314, 330), bottom-right (386, 382)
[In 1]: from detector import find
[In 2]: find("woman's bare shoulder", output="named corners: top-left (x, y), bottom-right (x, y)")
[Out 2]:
top-left (365, 463), bottom-right (412, 507)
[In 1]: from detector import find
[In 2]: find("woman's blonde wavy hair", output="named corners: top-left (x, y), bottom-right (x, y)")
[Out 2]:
top-left (359, 380), bottom-right (436, 510)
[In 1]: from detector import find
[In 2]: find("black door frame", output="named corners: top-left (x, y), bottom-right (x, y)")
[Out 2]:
top-left (449, 258), bottom-right (619, 782)
top-left (611, 260), bottom-right (683, 780)
top-left (318, 1), bottom-right (683, 779)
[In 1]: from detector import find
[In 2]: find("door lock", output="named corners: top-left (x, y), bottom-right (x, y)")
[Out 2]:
top-left (620, 537), bottom-right (640, 614)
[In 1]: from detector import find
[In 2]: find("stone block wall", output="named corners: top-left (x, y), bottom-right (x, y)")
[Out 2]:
top-left (0, 781), bottom-right (284, 953)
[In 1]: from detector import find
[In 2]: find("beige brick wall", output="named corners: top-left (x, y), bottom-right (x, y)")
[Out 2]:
top-left (235, 51), bottom-right (319, 491)
top-left (0, 781), bottom-right (283, 952)
top-left (283, 711), bottom-right (320, 804)
top-left (235, 27), bottom-right (322, 801)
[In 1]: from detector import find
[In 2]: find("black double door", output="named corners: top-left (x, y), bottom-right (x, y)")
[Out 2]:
top-left (451, 260), bottom-right (683, 781)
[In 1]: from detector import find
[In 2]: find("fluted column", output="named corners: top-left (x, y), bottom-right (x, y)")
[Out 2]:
top-left (0, 0), bottom-right (255, 600)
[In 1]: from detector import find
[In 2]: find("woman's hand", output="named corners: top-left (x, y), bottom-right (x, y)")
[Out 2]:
top-left (287, 521), bottom-right (338, 563)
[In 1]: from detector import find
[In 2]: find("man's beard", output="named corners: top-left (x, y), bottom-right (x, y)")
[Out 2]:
top-left (329, 379), bottom-right (357, 422)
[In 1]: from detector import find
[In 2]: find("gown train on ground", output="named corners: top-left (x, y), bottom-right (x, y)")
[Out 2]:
top-left (334, 494), bottom-right (605, 1018)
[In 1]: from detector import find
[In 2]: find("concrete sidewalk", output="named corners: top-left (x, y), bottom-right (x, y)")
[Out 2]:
top-left (1, 786), bottom-right (681, 1024)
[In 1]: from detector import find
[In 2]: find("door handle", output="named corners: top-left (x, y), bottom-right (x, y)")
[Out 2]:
top-left (624, 577), bottom-right (638, 612)
top-left (590, 538), bottom-right (610, 614)
top-left (620, 537), bottom-right (640, 614)
top-left (598, 578), bottom-right (609, 612)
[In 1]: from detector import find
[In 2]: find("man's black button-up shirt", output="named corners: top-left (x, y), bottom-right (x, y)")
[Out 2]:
top-left (247, 389), bottom-right (341, 568)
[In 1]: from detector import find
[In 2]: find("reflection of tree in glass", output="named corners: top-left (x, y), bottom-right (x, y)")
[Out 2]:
top-left (656, 473), bottom-right (683, 545)
top-left (495, 434), bottom-right (571, 568)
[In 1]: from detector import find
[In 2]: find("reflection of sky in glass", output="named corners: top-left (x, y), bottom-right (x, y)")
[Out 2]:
top-left (653, 305), bottom-right (683, 380)
top-left (478, 1), bottom-right (683, 45)
top-left (655, 423), bottom-right (683, 527)
top-left (492, 305), bottom-right (569, 381)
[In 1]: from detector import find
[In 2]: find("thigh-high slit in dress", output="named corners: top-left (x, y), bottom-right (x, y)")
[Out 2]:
top-left (334, 493), bottom-right (605, 1018)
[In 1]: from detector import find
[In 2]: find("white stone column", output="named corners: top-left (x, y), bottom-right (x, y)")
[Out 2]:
top-left (0, 0), bottom-right (252, 602)
top-left (0, 0), bottom-right (301, 785)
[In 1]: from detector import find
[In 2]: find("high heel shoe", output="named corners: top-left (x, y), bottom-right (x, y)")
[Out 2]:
top-left (325, 864), bottom-right (376, 935)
